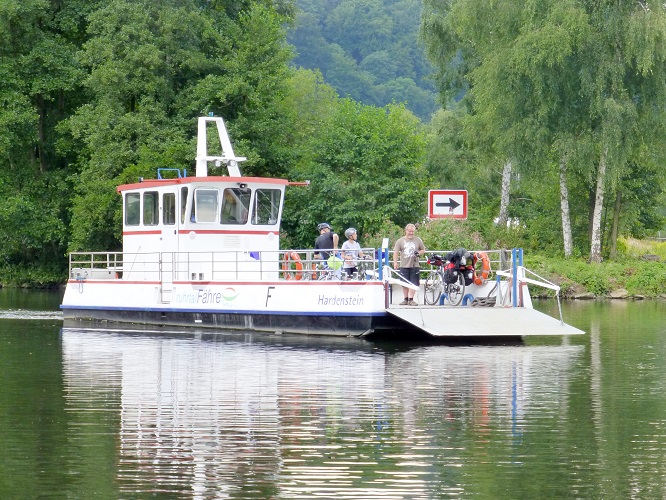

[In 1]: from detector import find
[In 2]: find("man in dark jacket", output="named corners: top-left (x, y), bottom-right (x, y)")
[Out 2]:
top-left (314, 223), bottom-right (339, 260)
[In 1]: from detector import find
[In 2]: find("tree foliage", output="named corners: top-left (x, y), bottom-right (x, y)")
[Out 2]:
top-left (288, 0), bottom-right (438, 121)
top-left (421, 0), bottom-right (666, 259)
top-left (0, 0), bottom-right (93, 276)
top-left (0, 0), bottom-right (433, 284)
top-left (1, 0), bottom-right (665, 285)
top-left (281, 89), bottom-right (431, 249)
top-left (63, 0), bottom-right (295, 251)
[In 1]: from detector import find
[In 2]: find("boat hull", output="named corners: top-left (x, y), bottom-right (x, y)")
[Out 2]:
top-left (61, 279), bottom-right (393, 337)
top-left (61, 307), bottom-right (391, 337)
top-left (60, 277), bottom-right (585, 338)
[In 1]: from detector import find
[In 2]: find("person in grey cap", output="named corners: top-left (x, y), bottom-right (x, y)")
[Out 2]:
top-left (314, 222), bottom-right (339, 260)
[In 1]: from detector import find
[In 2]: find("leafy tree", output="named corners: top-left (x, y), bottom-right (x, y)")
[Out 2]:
top-left (421, 0), bottom-right (666, 261)
top-left (282, 98), bottom-right (431, 249)
top-left (289, 0), bottom-right (438, 121)
top-left (323, 0), bottom-right (392, 61)
top-left (275, 68), bottom-right (340, 172)
top-left (63, 0), bottom-right (294, 251)
top-left (0, 0), bottom-right (96, 280)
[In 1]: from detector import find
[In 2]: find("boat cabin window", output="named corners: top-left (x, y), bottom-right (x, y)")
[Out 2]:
top-left (252, 189), bottom-right (281, 225)
top-left (163, 193), bottom-right (176, 225)
top-left (125, 193), bottom-right (140, 226)
top-left (143, 191), bottom-right (159, 226)
top-left (221, 187), bottom-right (250, 224)
top-left (180, 187), bottom-right (188, 224)
top-left (193, 188), bottom-right (218, 223)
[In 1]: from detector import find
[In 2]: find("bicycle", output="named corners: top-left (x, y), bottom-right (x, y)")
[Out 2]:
top-left (423, 253), bottom-right (466, 306)
top-left (355, 255), bottom-right (377, 280)
top-left (313, 262), bottom-right (338, 280)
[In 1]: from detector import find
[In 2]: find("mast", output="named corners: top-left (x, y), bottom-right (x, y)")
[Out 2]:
top-left (195, 116), bottom-right (246, 177)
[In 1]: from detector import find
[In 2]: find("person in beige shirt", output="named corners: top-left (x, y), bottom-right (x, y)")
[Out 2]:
top-left (393, 223), bottom-right (425, 305)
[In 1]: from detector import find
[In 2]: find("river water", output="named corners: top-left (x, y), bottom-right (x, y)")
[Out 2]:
top-left (0, 289), bottom-right (664, 498)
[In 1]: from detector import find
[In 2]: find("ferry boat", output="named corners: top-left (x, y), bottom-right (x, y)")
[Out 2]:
top-left (60, 116), bottom-right (584, 338)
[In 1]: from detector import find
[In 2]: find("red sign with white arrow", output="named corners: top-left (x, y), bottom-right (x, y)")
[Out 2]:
top-left (428, 190), bottom-right (468, 219)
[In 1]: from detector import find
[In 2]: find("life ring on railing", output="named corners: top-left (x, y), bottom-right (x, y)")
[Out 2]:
top-left (282, 251), bottom-right (303, 280)
top-left (474, 251), bottom-right (491, 285)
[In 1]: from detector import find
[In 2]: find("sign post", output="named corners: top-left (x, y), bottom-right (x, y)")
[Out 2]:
top-left (428, 190), bottom-right (468, 219)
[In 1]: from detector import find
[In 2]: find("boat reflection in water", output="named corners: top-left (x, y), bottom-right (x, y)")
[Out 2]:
top-left (61, 324), bottom-right (583, 497)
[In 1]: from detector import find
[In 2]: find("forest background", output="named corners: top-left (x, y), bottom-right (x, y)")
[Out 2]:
top-left (0, 0), bottom-right (665, 296)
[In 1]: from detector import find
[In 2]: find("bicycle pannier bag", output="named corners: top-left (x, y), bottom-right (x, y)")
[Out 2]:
top-left (462, 265), bottom-right (475, 286)
top-left (442, 262), bottom-right (458, 284)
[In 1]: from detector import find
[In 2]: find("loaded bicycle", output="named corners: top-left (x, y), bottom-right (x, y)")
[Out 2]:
top-left (423, 252), bottom-right (474, 306)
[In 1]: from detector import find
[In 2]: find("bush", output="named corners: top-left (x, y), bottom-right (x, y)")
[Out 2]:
top-left (525, 254), bottom-right (666, 297)
top-left (0, 264), bottom-right (64, 288)
top-left (624, 264), bottom-right (666, 296)
top-left (619, 237), bottom-right (666, 261)
top-left (414, 219), bottom-right (487, 252)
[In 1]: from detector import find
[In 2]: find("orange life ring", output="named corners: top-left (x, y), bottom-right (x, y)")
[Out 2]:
top-left (473, 251), bottom-right (491, 285)
top-left (282, 251), bottom-right (303, 280)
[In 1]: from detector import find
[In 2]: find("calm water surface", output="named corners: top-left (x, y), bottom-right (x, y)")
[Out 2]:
top-left (0, 289), bottom-right (665, 498)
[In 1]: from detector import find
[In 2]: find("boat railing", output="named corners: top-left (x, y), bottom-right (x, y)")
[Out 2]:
top-left (68, 248), bottom-right (514, 284)
top-left (418, 248), bottom-right (508, 280)
top-left (69, 252), bottom-right (125, 280)
top-left (68, 248), bottom-right (383, 282)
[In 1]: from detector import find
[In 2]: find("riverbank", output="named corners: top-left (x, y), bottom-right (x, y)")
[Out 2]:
top-left (525, 254), bottom-right (666, 299)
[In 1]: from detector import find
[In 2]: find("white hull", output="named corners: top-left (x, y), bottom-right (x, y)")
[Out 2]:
top-left (62, 279), bottom-right (388, 336)
top-left (61, 277), bottom-right (584, 338)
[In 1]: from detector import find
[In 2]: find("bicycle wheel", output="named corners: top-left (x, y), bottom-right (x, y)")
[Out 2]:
top-left (357, 259), bottom-right (371, 280)
top-left (447, 272), bottom-right (466, 306)
top-left (424, 270), bottom-right (443, 305)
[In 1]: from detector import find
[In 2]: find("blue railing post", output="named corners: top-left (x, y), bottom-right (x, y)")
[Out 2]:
top-left (512, 248), bottom-right (518, 308)
top-left (510, 248), bottom-right (524, 308)
top-left (378, 248), bottom-right (383, 280)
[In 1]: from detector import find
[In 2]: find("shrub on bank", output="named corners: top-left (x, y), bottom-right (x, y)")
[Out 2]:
top-left (623, 264), bottom-right (666, 296)
top-left (525, 255), bottom-right (666, 298)
top-left (0, 265), bottom-right (64, 288)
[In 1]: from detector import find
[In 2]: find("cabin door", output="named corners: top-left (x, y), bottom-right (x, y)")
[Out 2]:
top-left (159, 189), bottom-right (180, 302)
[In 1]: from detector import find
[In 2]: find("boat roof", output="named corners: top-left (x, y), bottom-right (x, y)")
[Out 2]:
top-left (117, 176), bottom-right (295, 193)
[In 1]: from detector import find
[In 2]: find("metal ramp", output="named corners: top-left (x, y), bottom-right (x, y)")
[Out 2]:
top-left (386, 306), bottom-right (584, 337)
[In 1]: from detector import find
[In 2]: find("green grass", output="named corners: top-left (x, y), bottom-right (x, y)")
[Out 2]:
top-left (619, 237), bottom-right (666, 261)
top-left (525, 250), bottom-right (666, 298)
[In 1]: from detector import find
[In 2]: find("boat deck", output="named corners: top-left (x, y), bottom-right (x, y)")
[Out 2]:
top-left (387, 306), bottom-right (584, 337)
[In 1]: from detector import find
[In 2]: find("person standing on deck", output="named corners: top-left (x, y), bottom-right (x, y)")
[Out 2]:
top-left (393, 223), bottom-right (425, 306)
top-left (340, 227), bottom-right (364, 278)
top-left (314, 223), bottom-right (339, 261)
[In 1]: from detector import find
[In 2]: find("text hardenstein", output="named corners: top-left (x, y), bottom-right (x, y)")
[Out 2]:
top-left (318, 294), bottom-right (364, 306)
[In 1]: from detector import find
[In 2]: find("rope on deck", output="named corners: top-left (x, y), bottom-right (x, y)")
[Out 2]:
top-left (470, 296), bottom-right (496, 307)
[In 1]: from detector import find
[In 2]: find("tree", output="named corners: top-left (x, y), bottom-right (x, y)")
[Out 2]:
top-left (63, 0), bottom-right (294, 250)
top-left (282, 98), bottom-right (431, 248)
top-left (559, 157), bottom-right (574, 257)
top-left (421, 0), bottom-right (666, 260)
top-left (0, 0), bottom-right (96, 278)
top-left (289, 0), bottom-right (438, 121)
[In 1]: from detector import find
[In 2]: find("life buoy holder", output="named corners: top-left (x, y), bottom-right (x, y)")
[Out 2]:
top-left (282, 251), bottom-right (303, 280)
top-left (474, 251), bottom-right (491, 285)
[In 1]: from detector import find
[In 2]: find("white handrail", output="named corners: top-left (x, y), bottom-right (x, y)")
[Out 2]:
top-left (382, 265), bottom-right (419, 291)
top-left (495, 268), bottom-right (561, 293)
